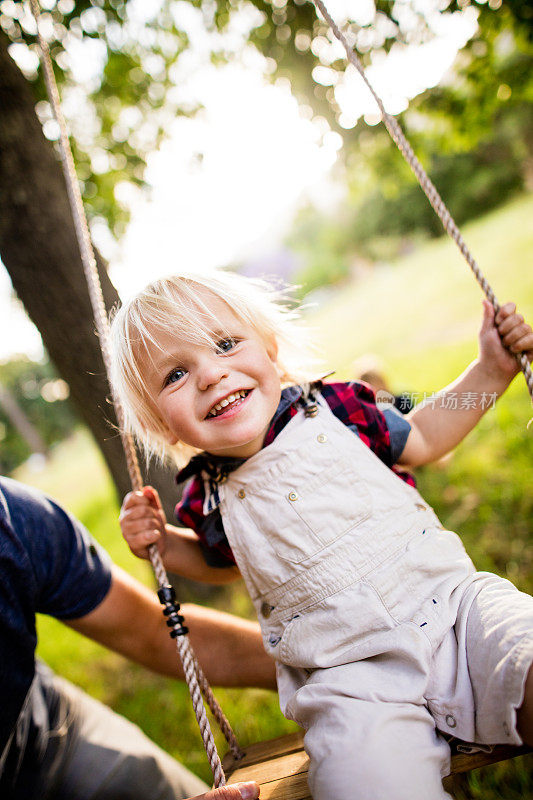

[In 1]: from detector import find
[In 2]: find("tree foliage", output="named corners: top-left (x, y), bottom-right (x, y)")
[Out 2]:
top-left (2, 0), bottom-right (193, 236)
top-left (4, 0), bottom-right (530, 241)
top-left (0, 357), bottom-right (77, 473)
top-left (280, 0), bottom-right (532, 289)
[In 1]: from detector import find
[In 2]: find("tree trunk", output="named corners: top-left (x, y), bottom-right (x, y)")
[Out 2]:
top-left (0, 381), bottom-right (48, 456)
top-left (0, 32), bottom-right (179, 520)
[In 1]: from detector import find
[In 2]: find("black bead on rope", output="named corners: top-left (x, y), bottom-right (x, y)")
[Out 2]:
top-left (157, 585), bottom-right (189, 637)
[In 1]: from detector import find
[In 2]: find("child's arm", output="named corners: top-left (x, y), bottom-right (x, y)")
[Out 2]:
top-left (399, 301), bottom-right (533, 468)
top-left (120, 487), bottom-right (241, 585)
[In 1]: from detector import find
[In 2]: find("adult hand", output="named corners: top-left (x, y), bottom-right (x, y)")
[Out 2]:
top-left (188, 781), bottom-right (259, 799)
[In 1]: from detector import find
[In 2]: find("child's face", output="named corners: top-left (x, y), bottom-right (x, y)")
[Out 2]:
top-left (140, 293), bottom-right (282, 459)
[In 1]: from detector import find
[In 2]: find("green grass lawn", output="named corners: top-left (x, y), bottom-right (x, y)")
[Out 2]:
top-left (13, 193), bottom-right (533, 793)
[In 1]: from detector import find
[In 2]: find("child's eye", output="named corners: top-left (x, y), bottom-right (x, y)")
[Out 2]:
top-left (216, 337), bottom-right (237, 353)
top-left (164, 367), bottom-right (186, 387)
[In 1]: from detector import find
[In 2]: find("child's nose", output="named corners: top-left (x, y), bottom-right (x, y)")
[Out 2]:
top-left (197, 357), bottom-right (228, 391)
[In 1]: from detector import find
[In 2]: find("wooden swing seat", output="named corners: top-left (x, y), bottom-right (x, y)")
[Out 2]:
top-left (223, 731), bottom-right (531, 799)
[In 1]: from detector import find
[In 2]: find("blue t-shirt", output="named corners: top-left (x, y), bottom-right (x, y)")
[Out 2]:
top-left (0, 477), bottom-right (112, 792)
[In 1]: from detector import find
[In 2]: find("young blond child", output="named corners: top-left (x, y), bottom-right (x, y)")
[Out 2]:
top-left (110, 271), bottom-right (533, 800)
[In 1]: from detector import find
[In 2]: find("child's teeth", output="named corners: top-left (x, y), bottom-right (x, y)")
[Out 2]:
top-left (209, 390), bottom-right (247, 417)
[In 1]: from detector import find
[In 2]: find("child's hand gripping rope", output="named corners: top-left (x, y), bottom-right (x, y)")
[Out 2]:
top-left (120, 484), bottom-right (242, 585)
top-left (479, 301), bottom-right (533, 382)
top-left (119, 486), bottom-right (167, 560)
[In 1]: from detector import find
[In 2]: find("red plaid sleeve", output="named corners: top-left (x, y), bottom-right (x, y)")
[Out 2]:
top-left (321, 381), bottom-right (416, 487)
top-left (175, 478), bottom-right (236, 566)
top-left (175, 476), bottom-right (204, 531)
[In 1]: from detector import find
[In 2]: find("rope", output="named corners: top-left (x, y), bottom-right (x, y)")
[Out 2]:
top-left (29, 0), bottom-right (243, 782)
top-left (312, 0), bottom-right (533, 402)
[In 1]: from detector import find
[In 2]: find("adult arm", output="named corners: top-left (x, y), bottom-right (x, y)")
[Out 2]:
top-left (66, 564), bottom-right (276, 690)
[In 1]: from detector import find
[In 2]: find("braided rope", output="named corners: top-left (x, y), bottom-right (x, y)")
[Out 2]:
top-left (313, 0), bottom-right (533, 401)
top-left (175, 634), bottom-right (225, 788)
top-left (195, 659), bottom-right (244, 760)
top-left (29, 0), bottom-right (243, 781)
top-left (150, 548), bottom-right (243, 761)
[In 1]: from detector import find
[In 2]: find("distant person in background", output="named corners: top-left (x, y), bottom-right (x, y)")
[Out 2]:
top-left (353, 356), bottom-right (457, 472)
top-left (352, 354), bottom-right (414, 414)
top-left (0, 476), bottom-right (272, 800)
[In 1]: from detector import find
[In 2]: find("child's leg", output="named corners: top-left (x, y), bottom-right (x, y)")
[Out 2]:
top-left (457, 572), bottom-right (533, 746)
top-left (284, 661), bottom-right (452, 800)
top-left (517, 665), bottom-right (533, 745)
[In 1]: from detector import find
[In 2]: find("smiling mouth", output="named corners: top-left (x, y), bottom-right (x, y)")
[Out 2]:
top-left (207, 389), bottom-right (250, 418)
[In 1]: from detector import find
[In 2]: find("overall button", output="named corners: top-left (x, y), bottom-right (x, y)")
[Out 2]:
top-left (238, 489), bottom-right (246, 499)
top-left (445, 714), bottom-right (457, 729)
top-left (261, 602), bottom-right (274, 618)
top-left (288, 491), bottom-right (298, 501)
top-left (317, 433), bottom-right (327, 443)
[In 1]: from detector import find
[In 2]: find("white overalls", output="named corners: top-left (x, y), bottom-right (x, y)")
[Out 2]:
top-left (214, 393), bottom-right (533, 800)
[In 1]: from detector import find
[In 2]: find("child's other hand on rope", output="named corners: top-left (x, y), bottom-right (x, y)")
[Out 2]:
top-left (478, 300), bottom-right (533, 383)
top-left (119, 486), bottom-right (167, 560)
top-left (120, 489), bottom-right (242, 583)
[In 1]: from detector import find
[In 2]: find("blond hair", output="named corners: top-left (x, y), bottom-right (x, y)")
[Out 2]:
top-left (109, 270), bottom-right (319, 465)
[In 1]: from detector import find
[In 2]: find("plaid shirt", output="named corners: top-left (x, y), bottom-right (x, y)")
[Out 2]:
top-left (176, 381), bottom-right (414, 567)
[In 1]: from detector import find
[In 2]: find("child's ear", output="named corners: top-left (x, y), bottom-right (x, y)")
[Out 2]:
top-left (265, 334), bottom-right (279, 364)
top-left (162, 429), bottom-right (179, 446)
top-left (142, 419), bottom-right (178, 446)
